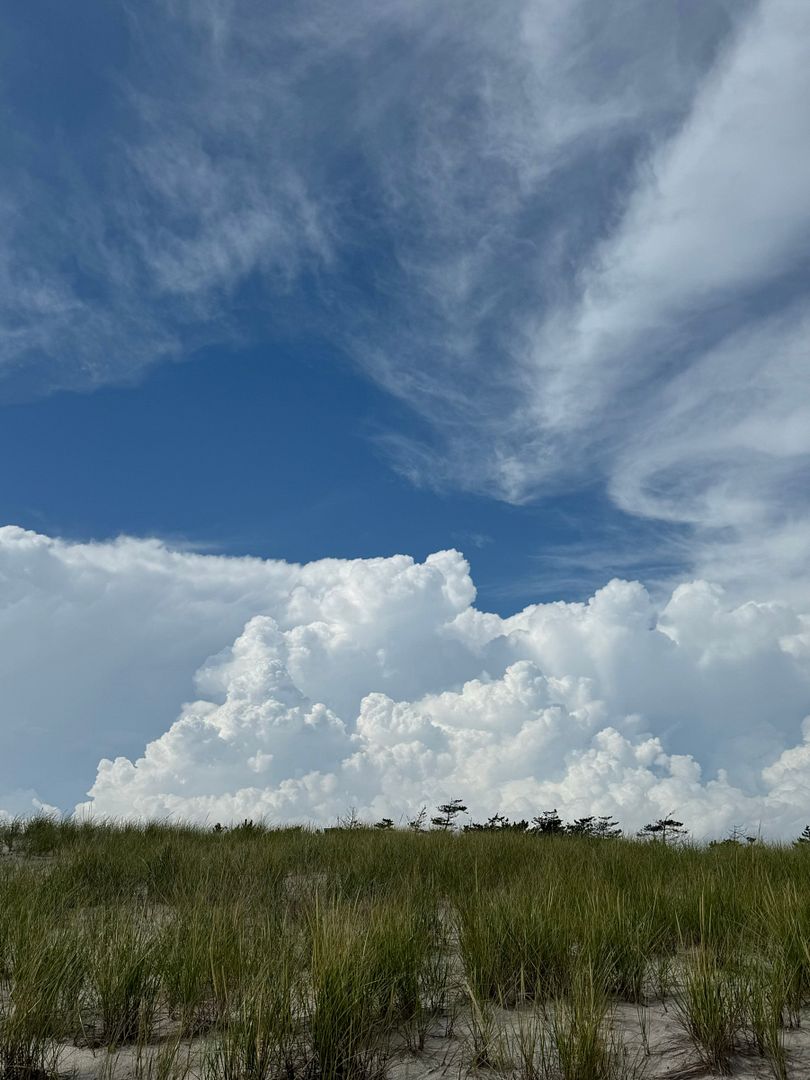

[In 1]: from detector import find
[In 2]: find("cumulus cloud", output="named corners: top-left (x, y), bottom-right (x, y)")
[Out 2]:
top-left (78, 590), bottom-right (810, 836)
top-left (2, 527), bottom-right (802, 838)
top-left (3, 3), bottom-right (810, 835)
top-left (0, 526), bottom-right (478, 809)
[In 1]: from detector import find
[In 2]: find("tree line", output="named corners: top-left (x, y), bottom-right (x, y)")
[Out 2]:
top-left (339, 799), bottom-right (689, 842)
top-left (209, 803), bottom-right (810, 846)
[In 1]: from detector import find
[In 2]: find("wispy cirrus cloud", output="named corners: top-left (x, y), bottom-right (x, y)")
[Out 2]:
top-left (373, 0), bottom-right (810, 598)
top-left (2, 0), bottom-right (808, 597)
top-left (1, 0), bottom-right (739, 394)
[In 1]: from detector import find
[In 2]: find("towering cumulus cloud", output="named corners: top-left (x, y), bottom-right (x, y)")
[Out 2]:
top-left (2, 527), bottom-right (808, 837)
top-left (1, 3), bottom-right (808, 839)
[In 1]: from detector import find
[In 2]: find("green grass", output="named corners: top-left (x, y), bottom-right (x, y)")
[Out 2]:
top-left (673, 947), bottom-right (745, 1074)
top-left (546, 962), bottom-right (640, 1080)
top-left (2, 817), bottom-right (810, 1079)
top-left (83, 906), bottom-right (161, 1047)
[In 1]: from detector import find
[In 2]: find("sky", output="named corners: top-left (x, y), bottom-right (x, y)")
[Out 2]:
top-left (1, 0), bottom-right (809, 837)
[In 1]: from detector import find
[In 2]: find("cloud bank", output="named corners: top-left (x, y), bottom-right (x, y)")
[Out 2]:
top-left (2, 4), bottom-right (809, 833)
top-left (2, 527), bottom-right (809, 837)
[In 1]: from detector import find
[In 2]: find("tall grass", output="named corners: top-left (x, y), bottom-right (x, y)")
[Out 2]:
top-left (2, 818), bottom-right (810, 1080)
top-left (83, 907), bottom-right (161, 1047)
top-left (746, 955), bottom-right (789, 1080)
top-left (673, 947), bottom-right (744, 1074)
top-left (0, 913), bottom-right (82, 1080)
top-left (546, 962), bottom-right (638, 1080)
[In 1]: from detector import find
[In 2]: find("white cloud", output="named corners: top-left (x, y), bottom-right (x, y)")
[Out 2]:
top-left (77, 597), bottom-right (810, 837)
top-left (0, 0), bottom-right (746, 405)
top-left (528, 0), bottom-right (810, 434)
top-left (537, 0), bottom-right (810, 597)
top-left (0, 526), bottom-right (479, 809)
top-left (0, 790), bottom-right (59, 823)
top-left (352, 0), bottom-right (810, 602)
top-left (2, 4), bottom-right (810, 834)
top-left (471, 0), bottom-right (810, 604)
top-left (5, 1), bottom-right (806, 600)
top-left (2, 526), bottom-right (805, 837)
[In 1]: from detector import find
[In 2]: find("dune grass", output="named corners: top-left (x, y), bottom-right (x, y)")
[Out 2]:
top-left (2, 817), bottom-right (810, 1080)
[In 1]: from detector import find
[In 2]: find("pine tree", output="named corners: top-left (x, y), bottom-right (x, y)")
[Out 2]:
top-left (464, 813), bottom-right (504, 831)
top-left (431, 798), bottom-right (467, 830)
top-left (484, 813), bottom-right (508, 830)
top-left (594, 815), bottom-right (621, 838)
top-left (531, 808), bottom-right (564, 835)
top-left (567, 816), bottom-right (596, 836)
top-left (638, 817), bottom-right (686, 844)
top-left (505, 819), bottom-right (530, 832)
top-left (565, 815), bottom-right (621, 838)
top-left (795, 825), bottom-right (810, 846)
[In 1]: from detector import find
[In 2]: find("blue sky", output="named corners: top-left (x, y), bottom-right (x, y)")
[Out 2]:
top-left (0, 340), bottom-right (685, 613)
top-left (0, 0), bottom-right (709, 612)
top-left (1, 0), bottom-right (810, 832)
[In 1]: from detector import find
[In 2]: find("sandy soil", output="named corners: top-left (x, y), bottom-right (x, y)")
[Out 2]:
top-left (53, 999), bottom-right (810, 1080)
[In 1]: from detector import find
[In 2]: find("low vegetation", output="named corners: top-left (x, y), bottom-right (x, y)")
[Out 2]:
top-left (2, 812), bottom-right (810, 1080)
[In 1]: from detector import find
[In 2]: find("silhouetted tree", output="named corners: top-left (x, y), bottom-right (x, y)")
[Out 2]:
top-left (463, 813), bottom-right (531, 832)
top-left (464, 813), bottom-right (501, 832)
top-left (638, 817), bottom-right (686, 844)
top-left (431, 798), bottom-right (467, 831)
top-left (407, 806), bottom-right (428, 832)
top-left (567, 816), bottom-right (596, 836)
top-left (710, 824), bottom-right (750, 847)
top-left (593, 815), bottom-right (622, 838)
top-left (795, 825), bottom-right (810, 846)
top-left (374, 818), bottom-right (394, 830)
top-left (566, 815), bottom-right (621, 838)
top-left (484, 813), bottom-right (508, 830)
top-left (531, 809), bottom-right (564, 835)
top-left (335, 807), bottom-right (364, 830)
